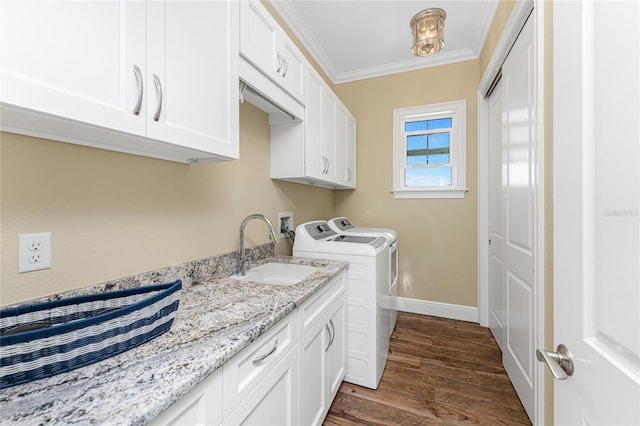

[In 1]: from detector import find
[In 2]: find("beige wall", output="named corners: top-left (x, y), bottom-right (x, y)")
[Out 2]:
top-left (333, 60), bottom-right (480, 307)
top-left (0, 103), bottom-right (334, 305)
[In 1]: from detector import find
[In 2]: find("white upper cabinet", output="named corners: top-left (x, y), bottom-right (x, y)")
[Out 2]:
top-left (271, 66), bottom-right (357, 189)
top-left (146, 1), bottom-right (239, 160)
top-left (240, 0), bottom-right (305, 103)
top-left (0, 0), bottom-right (239, 164)
top-left (1, 1), bottom-right (146, 136)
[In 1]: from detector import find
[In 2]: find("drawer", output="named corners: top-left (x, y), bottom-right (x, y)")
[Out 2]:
top-left (298, 272), bottom-right (345, 336)
top-left (222, 311), bottom-right (297, 417)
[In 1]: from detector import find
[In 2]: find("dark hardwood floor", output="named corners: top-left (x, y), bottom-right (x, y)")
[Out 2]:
top-left (324, 312), bottom-right (531, 425)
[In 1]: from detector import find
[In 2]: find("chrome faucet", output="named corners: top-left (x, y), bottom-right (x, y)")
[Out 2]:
top-left (238, 214), bottom-right (279, 275)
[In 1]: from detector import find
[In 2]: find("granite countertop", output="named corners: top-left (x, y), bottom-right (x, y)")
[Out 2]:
top-left (0, 256), bottom-right (347, 425)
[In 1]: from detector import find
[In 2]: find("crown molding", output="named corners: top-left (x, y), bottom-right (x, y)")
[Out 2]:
top-left (269, 0), bottom-right (340, 82)
top-left (471, 1), bottom-right (500, 55)
top-left (269, 0), bottom-right (495, 86)
top-left (333, 48), bottom-right (478, 84)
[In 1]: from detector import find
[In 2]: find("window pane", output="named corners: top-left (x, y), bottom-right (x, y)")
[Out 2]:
top-left (427, 118), bottom-right (452, 130)
top-left (405, 167), bottom-right (452, 187)
top-left (407, 134), bottom-right (427, 165)
top-left (426, 133), bottom-right (450, 164)
top-left (405, 120), bottom-right (427, 132)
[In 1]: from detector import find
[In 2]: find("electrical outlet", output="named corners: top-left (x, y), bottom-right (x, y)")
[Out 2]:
top-left (18, 232), bottom-right (51, 273)
top-left (277, 212), bottom-right (294, 240)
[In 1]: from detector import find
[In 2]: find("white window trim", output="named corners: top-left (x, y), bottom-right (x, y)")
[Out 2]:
top-left (392, 100), bottom-right (467, 199)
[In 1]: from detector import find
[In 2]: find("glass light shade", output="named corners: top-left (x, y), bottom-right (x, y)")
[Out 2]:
top-left (410, 8), bottom-right (446, 56)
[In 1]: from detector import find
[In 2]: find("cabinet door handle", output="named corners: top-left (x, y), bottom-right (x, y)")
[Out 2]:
top-left (321, 157), bottom-right (327, 174)
top-left (276, 52), bottom-right (283, 73)
top-left (282, 58), bottom-right (288, 77)
top-left (325, 158), bottom-right (330, 174)
top-left (329, 319), bottom-right (335, 347)
top-left (253, 338), bottom-right (278, 364)
top-left (325, 324), bottom-right (332, 351)
top-left (153, 74), bottom-right (163, 122)
top-left (133, 65), bottom-right (143, 116)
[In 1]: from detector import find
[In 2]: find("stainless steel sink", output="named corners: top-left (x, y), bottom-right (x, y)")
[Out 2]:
top-left (232, 263), bottom-right (319, 286)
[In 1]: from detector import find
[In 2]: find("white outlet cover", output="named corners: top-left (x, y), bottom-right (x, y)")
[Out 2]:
top-left (277, 212), bottom-right (293, 240)
top-left (18, 232), bottom-right (51, 273)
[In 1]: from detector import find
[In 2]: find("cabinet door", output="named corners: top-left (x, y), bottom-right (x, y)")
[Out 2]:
top-left (325, 298), bottom-right (346, 402)
top-left (298, 316), bottom-right (327, 426)
top-left (304, 68), bottom-right (325, 180)
top-left (240, 0), bottom-right (279, 83)
top-left (345, 113), bottom-right (357, 188)
top-left (223, 348), bottom-right (298, 426)
top-left (276, 38), bottom-right (305, 102)
top-left (147, 0), bottom-right (239, 159)
top-left (335, 104), bottom-right (348, 185)
top-left (0, 0), bottom-right (145, 136)
top-left (321, 89), bottom-right (338, 182)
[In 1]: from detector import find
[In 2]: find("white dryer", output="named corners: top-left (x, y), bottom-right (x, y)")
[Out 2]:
top-left (328, 217), bottom-right (399, 333)
top-left (293, 221), bottom-right (390, 390)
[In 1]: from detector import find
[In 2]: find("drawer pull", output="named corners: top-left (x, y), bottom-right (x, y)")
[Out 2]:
top-left (329, 319), bottom-right (336, 347)
top-left (253, 339), bottom-right (278, 364)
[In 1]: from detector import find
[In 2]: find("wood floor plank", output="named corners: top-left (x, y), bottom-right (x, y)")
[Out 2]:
top-left (324, 312), bottom-right (531, 425)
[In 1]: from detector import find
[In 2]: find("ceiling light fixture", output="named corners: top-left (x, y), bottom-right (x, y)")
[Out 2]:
top-left (410, 8), bottom-right (446, 57)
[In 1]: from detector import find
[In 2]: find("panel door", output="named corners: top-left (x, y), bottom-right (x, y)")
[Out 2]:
top-left (321, 89), bottom-right (338, 183)
top-left (488, 79), bottom-right (505, 350)
top-left (335, 103), bottom-right (348, 186)
top-left (553, 1), bottom-right (640, 424)
top-left (298, 317), bottom-right (327, 426)
top-left (345, 113), bottom-right (357, 188)
top-left (0, 0), bottom-right (145, 135)
top-left (501, 15), bottom-right (536, 421)
top-left (304, 68), bottom-right (325, 180)
top-left (277, 37), bottom-right (306, 103)
top-left (147, 0), bottom-right (239, 159)
top-left (239, 0), bottom-right (279, 82)
top-left (325, 298), bottom-right (346, 403)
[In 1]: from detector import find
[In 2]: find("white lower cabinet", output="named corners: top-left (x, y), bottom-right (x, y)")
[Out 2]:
top-left (148, 368), bottom-right (223, 426)
top-left (222, 347), bottom-right (298, 426)
top-left (298, 296), bottom-right (345, 426)
top-left (151, 271), bottom-right (346, 426)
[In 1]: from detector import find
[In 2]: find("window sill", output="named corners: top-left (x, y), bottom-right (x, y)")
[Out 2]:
top-left (391, 188), bottom-right (468, 199)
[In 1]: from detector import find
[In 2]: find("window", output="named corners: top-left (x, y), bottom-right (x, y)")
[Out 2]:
top-left (392, 100), bottom-right (466, 198)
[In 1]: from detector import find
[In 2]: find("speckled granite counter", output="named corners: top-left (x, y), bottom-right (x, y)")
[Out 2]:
top-left (0, 255), bottom-right (347, 425)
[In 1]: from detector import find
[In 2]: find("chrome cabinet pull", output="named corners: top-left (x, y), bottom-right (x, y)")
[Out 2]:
top-left (325, 319), bottom-right (336, 351)
top-left (536, 344), bottom-right (574, 380)
top-left (282, 58), bottom-right (288, 77)
top-left (276, 53), bottom-right (283, 73)
top-left (153, 74), bottom-right (163, 122)
top-left (133, 65), bottom-right (143, 116)
top-left (329, 319), bottom-right (335, 346)
top-left (325, 324), bottom-right (332, 351)
top-left (253, 338), bottom-right (278, 364)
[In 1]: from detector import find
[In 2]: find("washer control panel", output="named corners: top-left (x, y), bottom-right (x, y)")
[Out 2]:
top-left (305, 221), bottom-right (338, 240)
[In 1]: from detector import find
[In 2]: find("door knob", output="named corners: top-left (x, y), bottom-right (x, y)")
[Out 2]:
top-left (536, 344), bottom-right (574, 380)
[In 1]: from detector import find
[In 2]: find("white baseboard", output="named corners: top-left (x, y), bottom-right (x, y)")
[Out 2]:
top-left (395, 296), bottom-right (479, 323)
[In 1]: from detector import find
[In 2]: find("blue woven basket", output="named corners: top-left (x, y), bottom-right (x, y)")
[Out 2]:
top-left (0, 280), bottom-right (181, 389)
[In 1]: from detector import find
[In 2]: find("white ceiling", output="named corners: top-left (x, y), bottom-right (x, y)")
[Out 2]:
top-left (269, 0), bottom-right (500, 84)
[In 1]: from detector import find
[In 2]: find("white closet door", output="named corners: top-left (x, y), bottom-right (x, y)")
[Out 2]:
top-left (488, 79), bottom-right (505, 351)
top-left (501, 15), bottom-right (536, 421)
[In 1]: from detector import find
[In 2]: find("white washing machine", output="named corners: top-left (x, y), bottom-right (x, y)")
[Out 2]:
top-left (328, 217), bottom-right (399, 333)
top-left (293, 220), bottom-right (390, 390)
